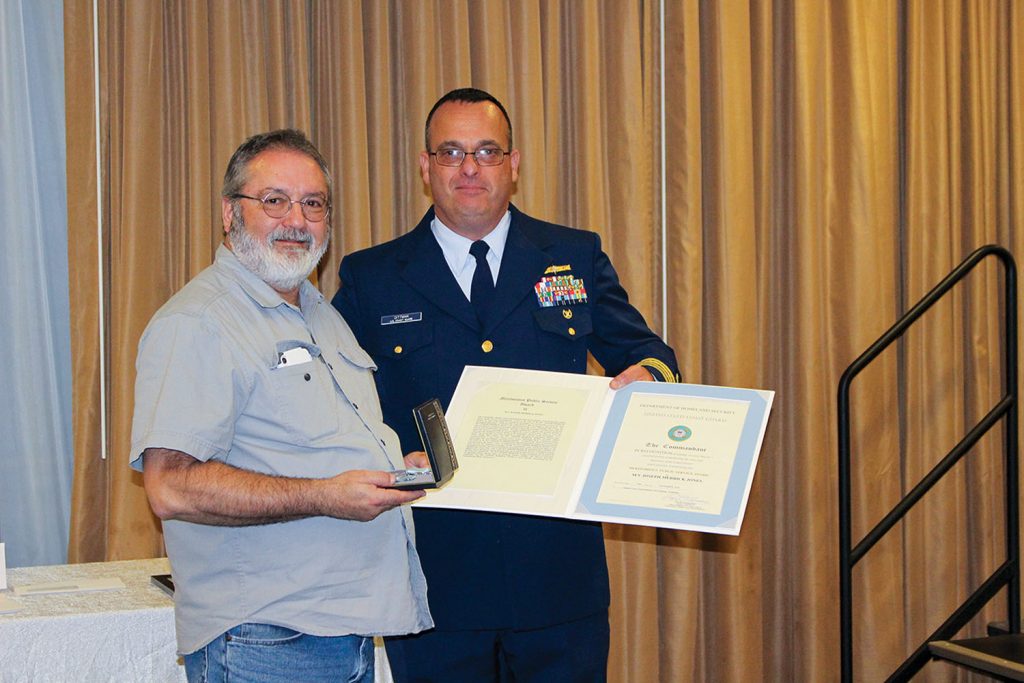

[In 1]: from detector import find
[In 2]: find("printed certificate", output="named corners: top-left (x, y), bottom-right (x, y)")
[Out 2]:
top-left (415, 366), bottom-right (774, 535)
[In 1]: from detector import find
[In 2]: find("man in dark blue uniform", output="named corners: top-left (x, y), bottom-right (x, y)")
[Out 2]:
top-left (332, 88), bottom-right (678, 682)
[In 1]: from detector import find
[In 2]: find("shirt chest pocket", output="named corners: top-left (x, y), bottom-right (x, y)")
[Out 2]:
top-left (328, 343), bottom-right (384, 421)
top-left (533, 306), bottom-right (593, 340)
top-left (268, 360), bottom-right (340, 445)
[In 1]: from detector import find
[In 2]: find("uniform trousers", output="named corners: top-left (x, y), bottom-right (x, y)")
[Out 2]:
top-left (386, 610), bottom-right (609, 683)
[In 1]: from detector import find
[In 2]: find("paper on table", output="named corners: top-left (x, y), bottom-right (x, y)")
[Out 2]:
top-left (12, 577), bottom-right (125, 595)
top-left (0, 593), bottom-right (20, 614)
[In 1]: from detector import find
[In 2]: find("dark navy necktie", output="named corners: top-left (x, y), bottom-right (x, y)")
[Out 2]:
top-left (469, 240), bottom-right (494, 324)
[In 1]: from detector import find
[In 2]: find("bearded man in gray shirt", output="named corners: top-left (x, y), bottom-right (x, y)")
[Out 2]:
top-left (130, 129), bottom-right (432, 683)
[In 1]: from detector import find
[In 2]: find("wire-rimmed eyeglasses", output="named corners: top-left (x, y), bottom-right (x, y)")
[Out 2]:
top-left (428, 147), bottom-right (510, 167)
top-left (231, 191), bottom-right (330, 222)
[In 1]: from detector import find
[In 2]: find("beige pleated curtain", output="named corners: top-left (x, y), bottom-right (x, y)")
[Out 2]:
top-left (62, 1), bottom-right (1024, 680)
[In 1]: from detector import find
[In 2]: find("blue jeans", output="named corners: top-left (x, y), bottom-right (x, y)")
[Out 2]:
top-left (184, 623), bottom-right (374, 683)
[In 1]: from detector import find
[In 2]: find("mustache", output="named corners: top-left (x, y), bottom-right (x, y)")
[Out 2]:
top-left (268, 227), bottom-right (314, 246)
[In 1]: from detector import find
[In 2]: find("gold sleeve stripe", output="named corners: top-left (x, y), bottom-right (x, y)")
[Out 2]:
top-left (639, 358), bottom-right (677, 383)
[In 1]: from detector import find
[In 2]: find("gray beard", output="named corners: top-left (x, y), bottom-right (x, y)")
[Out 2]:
top-left (228, 207), bottom-right (330, 295)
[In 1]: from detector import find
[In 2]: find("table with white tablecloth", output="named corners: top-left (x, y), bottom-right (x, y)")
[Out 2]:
top-left (0, 557), bottom-right (396, 683)
top-left (0, 557), bottom-right (183, 683)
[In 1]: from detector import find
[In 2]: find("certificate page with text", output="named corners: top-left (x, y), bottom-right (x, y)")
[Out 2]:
top-left (574, 382), bottom-right (772, 534)
top-left (415, 366), bottom-right (774, 535)
top-left (416, 367), bottom-right (611, 516)
top-left (594, 394), bottom-right (748, 513)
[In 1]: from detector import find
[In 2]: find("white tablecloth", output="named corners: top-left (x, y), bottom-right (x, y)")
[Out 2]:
top-left (0, 557), bottom-right (396, 683)
top-left (0, 557), bottom-right (183, 683)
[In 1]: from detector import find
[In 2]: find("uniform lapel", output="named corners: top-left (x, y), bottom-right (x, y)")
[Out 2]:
top-left (398, 210), bottom-right (479, 331)
top-left (484, 208), bottom-right (554, 334)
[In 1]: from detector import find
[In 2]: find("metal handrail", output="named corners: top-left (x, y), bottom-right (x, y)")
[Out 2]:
top-left (838, 244), bottom-right (1018, 681)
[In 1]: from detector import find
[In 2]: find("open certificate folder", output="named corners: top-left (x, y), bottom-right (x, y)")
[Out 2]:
top-left (414, 366), bottom-right (774, 535)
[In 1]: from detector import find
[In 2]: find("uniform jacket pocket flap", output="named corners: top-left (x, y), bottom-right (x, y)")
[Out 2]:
top-left (533, 307), bottom-right (593, 339)
top-left (373, 321), bottom-right (434, 358)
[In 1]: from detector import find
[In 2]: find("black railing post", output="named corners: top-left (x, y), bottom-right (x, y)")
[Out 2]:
top-left (1001, 249), bottom-right (1019, 635)
top-left (838, 377), bottom-right (853, 681)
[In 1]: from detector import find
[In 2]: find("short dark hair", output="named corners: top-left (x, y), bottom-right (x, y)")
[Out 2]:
top-left (424, 88), bottom-right (513, 150)
top-left (221, 129), bottom-right (332, 202)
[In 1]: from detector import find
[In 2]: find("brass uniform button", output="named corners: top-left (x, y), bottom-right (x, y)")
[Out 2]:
top-left (568, 327), bottom-right (576, 336)
top-left (394, 345), bottom-right (403, 354)
top-left (481, 340), bottom-right (494, 353)
top-left (562, 308), bottom-right (573, 319)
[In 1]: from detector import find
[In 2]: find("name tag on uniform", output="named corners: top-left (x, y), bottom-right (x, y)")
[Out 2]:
top-left (381, 312), bottom-right (423, 326)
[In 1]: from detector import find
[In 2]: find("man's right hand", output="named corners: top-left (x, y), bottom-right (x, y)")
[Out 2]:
top-left (318, 469), bottom-right (426, 522)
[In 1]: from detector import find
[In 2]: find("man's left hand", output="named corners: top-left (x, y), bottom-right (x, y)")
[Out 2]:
top-left (609, 363), bottom-right (654, 390)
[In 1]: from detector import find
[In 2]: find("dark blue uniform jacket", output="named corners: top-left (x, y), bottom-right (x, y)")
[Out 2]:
top-left (332, 204), bottom-right (679, 630)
